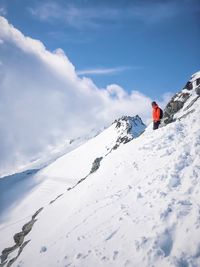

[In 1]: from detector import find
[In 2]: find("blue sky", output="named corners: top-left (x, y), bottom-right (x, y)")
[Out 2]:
top-left (0, 0), bottom-right (200, 99)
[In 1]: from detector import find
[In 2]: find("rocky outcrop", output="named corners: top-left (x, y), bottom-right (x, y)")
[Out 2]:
top-left (113, 136), bottom-right (132, 150)
top-left (196, 85), bottom-right (200, 96)
top-left (162, 72), bottom-right (200, 125)
top-left (49, 194), bottom-right (64, 205)
top-left (114, 115), bottom-right (145, 135)
top-left (184, 81), bottom-right (193, 90)
top-left (163, 93), bottom-right (190, 124)
top-left (0, 207), bottom-right (43, 267)
top-left (113, 116), bottom-right (146, 150)
top-left (90, 157), bottom-right (103, 174)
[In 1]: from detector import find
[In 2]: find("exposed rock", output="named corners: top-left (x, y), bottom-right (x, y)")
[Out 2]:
top-left (32, 207), bottom-right (43, 220)
top-left (13, 232), bottom-right (24, 246)
top-left (163, 100), bottom-right (184, 124)
top-left (0, 207), bottom-right (43, 266)
top-left (196, 86), bottom-right (200, 96)
top-left (114, 115), bottom-right (146, 136)
top-left (76, 177), bottom-right (87, 185)
top-left (115, 120), bottom-right (122, 129)
top-left (22, 219), bottom-right (36, 235)
top-left (49, 194), bottom-right (64, 205)
top-left (90, 157), bottom-right (103, 174)
top-left (1, 245), bottom-right (18, 264)
top-left (196, 78), bottom-right (200, 86)
top-left (6, 241), bottom-right (30, 267)
top-left (113, 136), bottom-right (132, 150)
top-left (162, 72), bottom-right (200, 125)
top-left (183, 81), bottom-right (193, 90)
top-left (113, 115), bottom-right (146, 149)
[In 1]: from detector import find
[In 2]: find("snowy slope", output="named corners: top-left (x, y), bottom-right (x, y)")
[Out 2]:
top-left (0, 115), bottom-right (145, 259)
top-left (1, 74), bottom-right (200, 267)
top-left (0, 127), bottom-right (105, 179)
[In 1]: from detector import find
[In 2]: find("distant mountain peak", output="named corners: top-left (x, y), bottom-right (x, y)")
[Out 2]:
top-left (112, 115), bottom-right (146, 150)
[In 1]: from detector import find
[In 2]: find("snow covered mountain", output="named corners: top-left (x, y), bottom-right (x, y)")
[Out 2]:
top-left (0, 72), bottom-right (200, 267)
top-left (0, 127), bottom-right (105, 179)
top-left (0, 115), bottom-right (146, 263)
top-left (0, 115), bottom-right (146, 180)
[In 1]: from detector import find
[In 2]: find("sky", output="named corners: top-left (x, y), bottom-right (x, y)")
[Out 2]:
top-left (1, 0), bottom-right (200, 98)
top-left (0, 0), bottom-right (199, 176)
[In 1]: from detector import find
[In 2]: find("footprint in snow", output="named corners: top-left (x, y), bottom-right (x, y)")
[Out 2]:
top-left (153, 229), bottom-right (173, 258)
top-left (160, 205), bottom-right (173, 220)
top-left (160, 147), bottom-right (176, 157)
top-left (101, 256), bottom-right (109, 261)
top-left (132, 162), bottom-right (139, 170)
top-left (40, 246), bottom-right (47, 253)
top-left (168, 175), bottom-right (180, 188)
top-left (113, 250), bottom-right (119, 260)
top-left (173, 257), bottom-right (189, 267)
top-left (135, 236), bottom-right (149, 251)
top-left (137, 192), bottom-right (143, 199)
top-left (159, 191), bottom-right (167, 198)
top-left (176, 200), bottom-right (192, 218)
top-left (76, 253), bottom-right (82, 259)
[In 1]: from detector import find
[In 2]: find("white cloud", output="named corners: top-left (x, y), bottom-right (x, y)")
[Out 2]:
top-left (0, 16), bottom-right (155, 176)
top-left (28, 1), bottom-right (199, 29)
top-left (28, 2), bottom-right (60, 21)
top-left (0, 6), bottom-right (6, 16)
top-left (28, 3), bottom-right (105, 29)
top-left (77, 66), bottom-right (130, 76)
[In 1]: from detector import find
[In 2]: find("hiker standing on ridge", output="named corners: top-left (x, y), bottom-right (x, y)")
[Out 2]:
top-left (152, 101), bottom-right (162, 130)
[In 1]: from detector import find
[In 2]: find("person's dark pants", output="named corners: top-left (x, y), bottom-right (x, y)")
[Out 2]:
top-left (153, 121), bottom-right (160, 130)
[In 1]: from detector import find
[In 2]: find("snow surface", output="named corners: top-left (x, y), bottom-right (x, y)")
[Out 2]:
top-left (0, 84), bottom-right (200, 267)
top-left (0, 116), bottom-right (145, 255)
top-left (0, 127), bottom-right (104, 179)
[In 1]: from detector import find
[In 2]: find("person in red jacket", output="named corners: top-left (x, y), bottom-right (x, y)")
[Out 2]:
top-left (152, 101), bottom-right (161, 130)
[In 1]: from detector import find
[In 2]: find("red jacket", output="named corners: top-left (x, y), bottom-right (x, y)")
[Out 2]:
top-left (152, 104), bottom-right (161, 122)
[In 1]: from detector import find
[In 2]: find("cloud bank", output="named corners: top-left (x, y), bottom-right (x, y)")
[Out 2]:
top-left (0, 16), bottom-right (166, 176)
